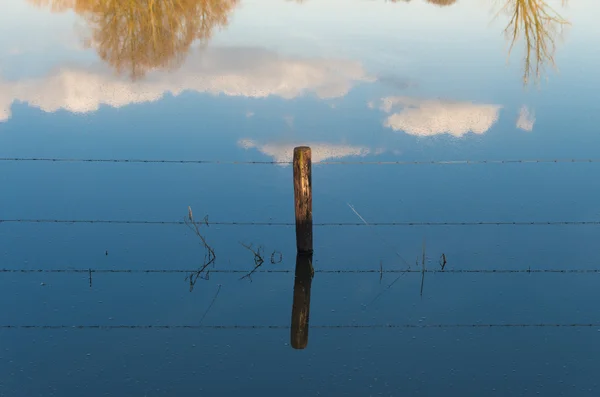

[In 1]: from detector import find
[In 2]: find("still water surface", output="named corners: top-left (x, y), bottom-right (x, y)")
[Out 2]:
top-left (2, 0), bottom-right (600, 395)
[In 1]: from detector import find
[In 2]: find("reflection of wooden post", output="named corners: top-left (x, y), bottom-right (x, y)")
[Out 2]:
top-left (293, 147), bottom-right (313, 254)
top-left (291, 253), bottom-right (314, 349)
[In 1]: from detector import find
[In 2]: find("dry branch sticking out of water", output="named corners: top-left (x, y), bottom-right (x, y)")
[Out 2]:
top-left (271, 251), bottom-right (283, 264)
top-left (239, 244), bottom-right (283, 281)
top-left (185, 206), bottom-right (216, 291)
top-left (239, 243), bottom-right (265, 281)
top-left (420, 239), bottom-right (426, 297)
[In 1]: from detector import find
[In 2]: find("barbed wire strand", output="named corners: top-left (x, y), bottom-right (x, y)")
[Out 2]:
top-left (1, 157), bottom-right (600, 165)
top-left (2, 323), bottom-right (599, 329)
top-left (2, 219), bottom-right (600, 227)
top-left (2, 268), bottom-right (600, 274)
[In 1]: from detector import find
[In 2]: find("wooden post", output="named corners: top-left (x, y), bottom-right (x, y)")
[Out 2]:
top-left (290, 253), bottom-right (314, 349)
top-left (293, 147), bottom-right (313, 254)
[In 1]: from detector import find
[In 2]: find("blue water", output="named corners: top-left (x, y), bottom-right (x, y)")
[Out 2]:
top-left (2, 0), bottom-right (600, 396)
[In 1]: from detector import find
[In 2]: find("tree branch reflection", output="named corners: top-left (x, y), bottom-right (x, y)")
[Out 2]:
top-left (30, 0), bottom-right (571, 86)
top-left (498, 0), bottom-right (569, 84)
top-left (382, 0), bottom-right (570, 85)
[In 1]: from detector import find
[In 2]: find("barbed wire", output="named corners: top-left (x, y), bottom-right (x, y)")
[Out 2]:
top-left (2, 323), bottom-right (599, 330)
top-left (1, 157), bottom-right (600, 166)
top-left (2, 219), bottom-right (600, 227)
top-left (2, 268), bottom-right (600, 274)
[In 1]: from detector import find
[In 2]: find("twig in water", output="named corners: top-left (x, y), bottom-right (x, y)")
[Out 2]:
top-left (420, 239), bottom-right (426, 297)
top-left (199, 284), bottom-right (222, 325)
top-left (240, 243), bottom-right (265, 281)
top-left (270, 251), bottom-right (283, 264)
top-left (184, 206), bottom-right (216, 292)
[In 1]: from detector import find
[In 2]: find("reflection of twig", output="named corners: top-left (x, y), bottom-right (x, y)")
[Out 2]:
top-left (199, 284), bottom-right (222, 325)
top-left (420, 239), bottom-right (426, 297)
top-left (368, 270), bottom-right (409, 306)
top-left (349, 202), bottom-right (413, 305)
top-left (184, 206), bottom-right (216, 291)
top-left (379, 260), bottom-right (383, 284)
top-left (369, 238), bottom-right (429, 306)
top-left (89, 268), bottom-right (92, 288)
top-left (440, 253), bottom-right (447, 271)
top-left (347, 203), bottom-right (410, 269)
top-left (239, 243), bottom-right (265, 281)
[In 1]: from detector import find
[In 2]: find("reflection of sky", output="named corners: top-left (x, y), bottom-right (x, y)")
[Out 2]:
top-left (0, 0), bottom-right (598, 163)
top-left (3, 2), bottom-right (600, 396)
top-left (0, 47), bottom-right (372, 121)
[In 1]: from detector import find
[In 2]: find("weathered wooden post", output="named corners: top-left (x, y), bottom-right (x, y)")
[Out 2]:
top-left (293, 146), bottom-right (313, 254)
top-left (290, 253), bottom-right (314, 349)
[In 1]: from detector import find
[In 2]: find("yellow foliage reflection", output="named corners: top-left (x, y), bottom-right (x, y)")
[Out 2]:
top-left (30, 0), bottom-right (239, 80)
top-left (385, 0), bottom-right (569, 85)
top-left (426, 0), bottom-right (457, 6)
top-left (30, 0), bottom-right (570, 85)
top-left (498, 0), bottom-right (569, 84)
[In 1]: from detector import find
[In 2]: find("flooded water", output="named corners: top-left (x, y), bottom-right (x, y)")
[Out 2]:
top-left (2, 0), bottom-right (600, 395)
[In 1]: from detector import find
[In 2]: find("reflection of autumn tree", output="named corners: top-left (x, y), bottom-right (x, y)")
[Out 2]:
top-left (28, 0), bottom-right (79, 12)
top-left (426, 0), bottom-right (457, 6)
top-left (30, 0), bottom-right (239, 80)
top-left (499, 0), bottom-right (569, 84)
top-left (385, 0), bottom-right (457, 4)
top-left (85, 0), bottom-right (238, 80)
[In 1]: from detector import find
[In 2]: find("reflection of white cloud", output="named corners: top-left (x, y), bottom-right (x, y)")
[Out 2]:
top-left (516, 105), bottom-right (535, 131)
top-left (0, 47), bottom-right (373, 122)
top-left (283, 115), bottom-right (294, 128)
top-left (380, 96), bottom-right (501, 137)
top-left (0, 101), bottom-right (11, 122)
top-left (0, 80), bottom-right (12, 121)
top-left (8, 47), bottom-right (24, 55)
top-left (245, 111), bottom-right (255, 118)
top-left (238, 139), bottom-right (370, 164)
